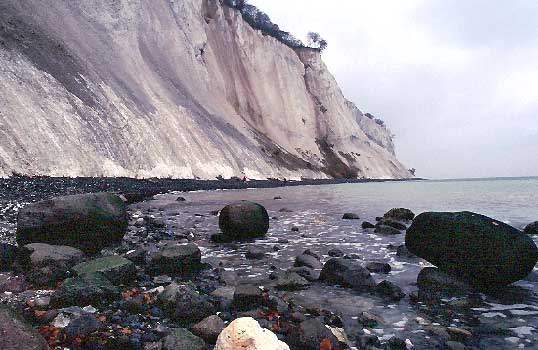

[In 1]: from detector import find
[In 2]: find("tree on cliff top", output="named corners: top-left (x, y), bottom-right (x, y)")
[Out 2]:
top-left (307, 32), bottom-right (328, 52)
top-left (223, 0), bottom-right (312, 50)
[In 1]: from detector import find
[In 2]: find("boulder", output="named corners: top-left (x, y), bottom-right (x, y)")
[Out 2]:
top-left (50, 272), bottom-right (120, 308)
top-left (374, 225), bottom-right (401, 235)
top-left (0, 305), bottom-right (49, 350)
top-left (375, 280), bottom-right (405, 301)
top-left (320, 258), bottom-right (375, 290)
top-left (286, 319), bottom-right (339, 350)
top-left (294, 254), bottom-right (322, 269)
top-left (384, 208), bottom-right (415, 221)
top-left (17, 193), bottom-right (128, 254)
top-left (148, 244), bottom-right (202, 275)
top-left (17, 243), bottom-right (85, 286)
top-left (232, 284), bottom-right (264, 311)
top-left (218, 201), bottom-right (269, 242)
top-left (158, 283), bottom-right (215, 324)
top-left (524, 221), bottom-right (538, 235)
top-left (288, 266), bottom-right (319, 282)
top-left (64, 313), bottom-right (102, 339)
top-left (163, 328), bottom-right (205, 350)
top-left (215, 317), bottom-right (289, 350)
top-left (376, 218), bottom-right (406, 230)
top-left (73, 255), bottom-right (135, 285)
top-left (342, 213), bottom-right (360, 220)
top-left (361, 221), bottom-right (375, 229)
top-left (276, 271), bottom-right (310, 291)
top-left (190, 315), bottom-right (225, 343)
top-left (406, 211), bottom-right (538, 287)
top-left (366, 262), bottom-right (391, 274)
top-left (0, 243), bottom-right (18, 271)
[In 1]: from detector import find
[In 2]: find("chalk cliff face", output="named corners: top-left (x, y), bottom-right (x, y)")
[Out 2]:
top-left (0, 0), bottom-right (412, 179)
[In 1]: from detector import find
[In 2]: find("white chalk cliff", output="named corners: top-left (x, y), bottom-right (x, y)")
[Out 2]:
top-left (0, 0), bottom-right (412, 179)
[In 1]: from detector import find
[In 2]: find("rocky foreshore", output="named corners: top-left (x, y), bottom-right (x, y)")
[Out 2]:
top-left (0, 183), bottom-right (537, 350)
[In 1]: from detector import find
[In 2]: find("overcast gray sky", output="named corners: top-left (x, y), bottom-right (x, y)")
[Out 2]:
top-left (249, 0), bottom-right (538, 179)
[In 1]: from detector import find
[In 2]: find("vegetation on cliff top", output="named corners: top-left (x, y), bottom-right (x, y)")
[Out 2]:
top-left (223, 0), bottom-right (327, 52)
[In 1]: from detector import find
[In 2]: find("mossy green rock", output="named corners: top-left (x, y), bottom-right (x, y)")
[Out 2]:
top-left (218, 201), bottom-right (269, 242)
top-left (50, 272), bottom-right (120, 308)
top-left (73, 255), bottom-right (135, 284)
top-left (406, 211), bottom-right (538, 287)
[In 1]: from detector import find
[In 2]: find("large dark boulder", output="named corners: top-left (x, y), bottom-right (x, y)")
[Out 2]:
top-left (406, 211), bottom-right (538, 287)
top-left (17, 193), bottom-right (128, 254)
top-left (217, 201), bottom-right (269, 242)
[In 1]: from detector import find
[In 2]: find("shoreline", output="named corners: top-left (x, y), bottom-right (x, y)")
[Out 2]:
top-left (0, 177), bottom-right (536, 350)
top-left (0, 175), bottom-right (423, 203)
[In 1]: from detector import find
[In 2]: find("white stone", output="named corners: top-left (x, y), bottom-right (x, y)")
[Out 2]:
top-left (52, 313), bottom-right (72, 328)
top-left (82, 306), bottom-right (97, 313)
top-left (327, 326), bottom-right (348, 345)
top-left (214, 317), bottom-right (289, 350)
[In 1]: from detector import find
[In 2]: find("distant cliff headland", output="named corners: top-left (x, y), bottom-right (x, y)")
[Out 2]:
top-left (0, 0), bottom-right (412, 180)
